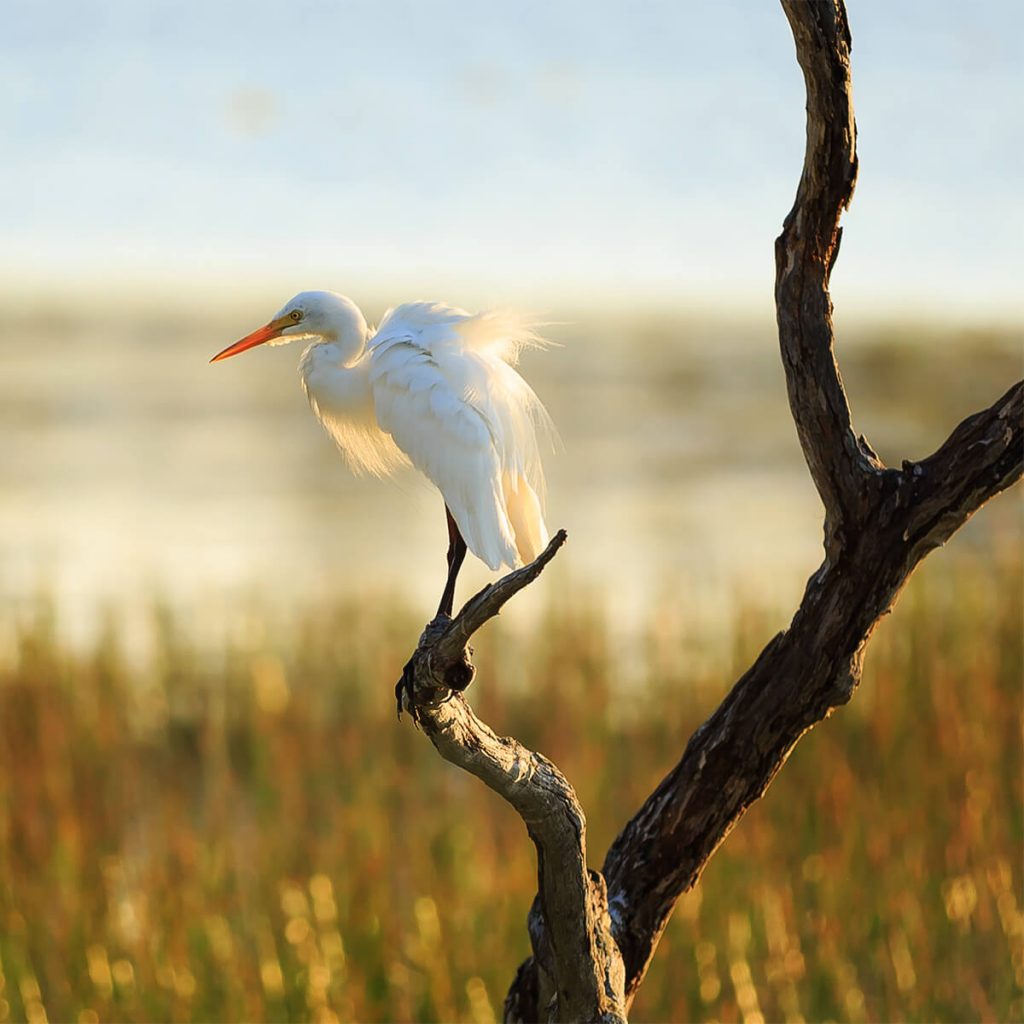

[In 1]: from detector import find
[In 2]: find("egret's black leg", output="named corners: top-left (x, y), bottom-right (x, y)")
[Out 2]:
top-left (400, 508), bottom-right (467, 719)
top-left (436, 506), bottom-right (468, 619)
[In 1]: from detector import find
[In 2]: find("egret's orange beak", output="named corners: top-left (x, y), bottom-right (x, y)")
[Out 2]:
top-left (210, 315), bottom-right (291, 363)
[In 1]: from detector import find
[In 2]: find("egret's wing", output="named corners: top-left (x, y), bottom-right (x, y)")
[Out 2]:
top-left (367, 303), bottom-right (553, 569)
top-left (372, 303), bottom-right (554, 490)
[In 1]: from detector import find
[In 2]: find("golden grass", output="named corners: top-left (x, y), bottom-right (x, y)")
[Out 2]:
top-left (0, 543), bottom-right (1020, 1023)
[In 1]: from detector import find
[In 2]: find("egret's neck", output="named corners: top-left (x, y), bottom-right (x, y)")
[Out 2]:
top-left (317, 297), bottom-right (368, 366)
top-left (299, 336), bottom-right (376, 433)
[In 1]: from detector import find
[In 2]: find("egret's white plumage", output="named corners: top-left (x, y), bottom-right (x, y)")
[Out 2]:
top-left (212, 291), bottom-right (554, 587)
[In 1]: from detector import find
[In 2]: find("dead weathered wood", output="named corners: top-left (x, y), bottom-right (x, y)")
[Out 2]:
top-left (396, 1), bottom-right (1023, 1020)
top-left (594, 378), bottom-right (1022, 1007)
top-left (400, 530), bottom-right (627, 1024)
top-left (774, 0), bottom-right (879, 560)
top-left (497, 0), bottom-right (1023, 1018)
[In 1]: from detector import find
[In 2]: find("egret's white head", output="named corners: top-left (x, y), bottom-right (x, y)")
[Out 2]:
top-left (211, 290), bottom-right (367, 363)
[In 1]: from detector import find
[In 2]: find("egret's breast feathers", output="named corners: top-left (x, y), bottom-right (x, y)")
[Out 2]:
top-left (299, 342), bottom-right (409, 478)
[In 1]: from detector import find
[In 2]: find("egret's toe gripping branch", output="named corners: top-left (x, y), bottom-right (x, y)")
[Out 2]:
top-left (396, 529), bottom-right (567, 719)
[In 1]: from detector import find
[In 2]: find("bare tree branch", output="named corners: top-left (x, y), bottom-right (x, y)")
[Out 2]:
top-left (903, 381), bottom-right (1023, 557)
top-left (394, 1), bottom-right (1021, 1020)
top-left (775, 0), bottom-right (880, 558)
top-left (400, 531), bottom-right (627, 1024)
top-left (500, 1), bottom-right (1023, 1017)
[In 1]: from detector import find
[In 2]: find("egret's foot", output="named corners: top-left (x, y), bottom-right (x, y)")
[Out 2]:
top-left (396, 656), bottom-right (416, 721)
top-left (397, 614), bottom-right (457, 722)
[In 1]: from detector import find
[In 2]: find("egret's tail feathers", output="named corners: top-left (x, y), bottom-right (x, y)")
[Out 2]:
top-left (503, 473), bottom-right (549, 566)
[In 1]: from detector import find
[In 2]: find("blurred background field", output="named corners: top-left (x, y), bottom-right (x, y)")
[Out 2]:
top-left (0, 527), bottom-right (1019, 1024)
top-left (0, 243), bottom-right (1021, 1024)
top-left (0, 304), bottom-right (1022, 1024)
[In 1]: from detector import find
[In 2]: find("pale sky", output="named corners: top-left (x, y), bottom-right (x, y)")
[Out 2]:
top-left (2, 0), bottom-right (1022, 318)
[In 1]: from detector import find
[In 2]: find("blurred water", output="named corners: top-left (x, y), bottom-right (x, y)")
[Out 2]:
top-left (0, 301), bottom-right (1019, 648)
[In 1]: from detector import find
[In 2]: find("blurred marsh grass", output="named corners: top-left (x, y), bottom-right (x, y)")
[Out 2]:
top-left (0, 541), bottom-right (1021, 1023)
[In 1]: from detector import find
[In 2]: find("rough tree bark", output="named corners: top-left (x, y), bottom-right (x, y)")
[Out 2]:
top-left (398, 1), bottom-right (1024, 1021)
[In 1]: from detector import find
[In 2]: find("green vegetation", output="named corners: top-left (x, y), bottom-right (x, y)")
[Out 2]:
top-left (0, 543), bottom-right (1020, 1024)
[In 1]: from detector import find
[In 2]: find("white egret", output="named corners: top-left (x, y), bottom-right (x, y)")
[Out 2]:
top-left (211, 291), bottom-right (554, 619)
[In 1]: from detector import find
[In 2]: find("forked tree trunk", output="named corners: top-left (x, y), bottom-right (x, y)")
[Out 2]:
top-left (398, 2), bottom-right (1024, 1021)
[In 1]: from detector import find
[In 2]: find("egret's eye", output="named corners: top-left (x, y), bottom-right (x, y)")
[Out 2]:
top-left (290, 310), bottom-right (303, 322)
